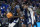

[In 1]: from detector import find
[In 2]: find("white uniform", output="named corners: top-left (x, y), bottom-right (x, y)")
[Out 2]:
top-left (28, 8), bottom-right (35, 25)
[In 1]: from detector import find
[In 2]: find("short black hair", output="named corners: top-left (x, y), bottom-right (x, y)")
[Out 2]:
top-left (23, 2), bottom-right (26, 4)
top-left (23, 2), bottom-right (28, 5)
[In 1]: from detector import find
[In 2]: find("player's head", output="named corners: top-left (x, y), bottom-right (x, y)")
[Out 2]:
top-left (23, 3), bottom-right (28, 10)
top-left (15, 1), bottom-right (19, 5)
top-left (26, 3), bottom-right (28, 8)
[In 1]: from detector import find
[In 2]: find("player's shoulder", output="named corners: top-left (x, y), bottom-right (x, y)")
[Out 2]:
top-left (28, 7), bottom-right (32, 10)
top-left (28, 7), bottom-right (33, 11)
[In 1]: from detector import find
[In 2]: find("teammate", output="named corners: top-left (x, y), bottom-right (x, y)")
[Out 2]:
top-left (20, 3), bottom-right (31, 27)
top-left (20, 10), bottom-right (25, 27)
top-left (8, 2), bottom-right (21, 27)
top-left (22, 3), bottom-right (36, 27)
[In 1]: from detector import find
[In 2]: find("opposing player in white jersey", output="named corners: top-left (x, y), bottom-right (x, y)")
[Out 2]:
top-left (28, 7), bottom-right (36, 27)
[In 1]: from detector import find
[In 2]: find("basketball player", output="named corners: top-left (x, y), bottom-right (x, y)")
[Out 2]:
top-left (8, 2), bottom-right (21, 27)
top-left (20, 3), bottom-right (31, 27)
top-left (22, 3), bottom-right (35, 27)
top-left (20, 4), bottom-right (26, 27)
top-left (28, 6), bottom-right (35, 27)
top-left (20, 10), bottom-right (25, 27)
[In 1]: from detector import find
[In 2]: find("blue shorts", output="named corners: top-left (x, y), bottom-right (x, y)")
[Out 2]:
top-left (9, 18), bottom-right (19, 23)
top-left (23, 18), bottom-right (32, 25)
top-left (20, 19), bottom-right (25, 24)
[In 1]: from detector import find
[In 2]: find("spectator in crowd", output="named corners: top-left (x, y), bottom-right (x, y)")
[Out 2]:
top-left (1, 6), bottom-right (6, 17)
top-left (1, 1), bottom-right (7, 11)
top-left (36, 1), bottom-right (39, 7)
top-left (37, 15), bottom-right (40, 21)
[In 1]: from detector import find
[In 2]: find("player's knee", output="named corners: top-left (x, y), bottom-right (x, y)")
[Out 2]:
top-left (28, 24), bottom-right (31, 27)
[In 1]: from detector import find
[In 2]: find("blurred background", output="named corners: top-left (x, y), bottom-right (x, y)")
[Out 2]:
top-left (0, 0), bottom-right (40, 27)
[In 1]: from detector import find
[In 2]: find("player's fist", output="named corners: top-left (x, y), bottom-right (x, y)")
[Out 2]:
top-left (20, 17), bottom-right (24, 19)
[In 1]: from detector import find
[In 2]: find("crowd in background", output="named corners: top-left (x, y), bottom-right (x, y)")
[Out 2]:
top-left (0, 0), bottom-right (40, 27)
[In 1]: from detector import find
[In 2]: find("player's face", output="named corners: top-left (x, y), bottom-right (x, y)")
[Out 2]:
top-left (25, 5), bottom-right (28, 10)
top-left (24, 4), bottom-right (28, 9)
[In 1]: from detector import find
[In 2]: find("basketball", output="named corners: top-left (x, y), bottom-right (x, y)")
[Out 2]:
top-left (6, 12), bottom-right (13, 18)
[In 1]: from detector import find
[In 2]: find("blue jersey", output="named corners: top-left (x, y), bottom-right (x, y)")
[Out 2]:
top-left (24, 8), bottom-right (31, 19)
top-left (24, 9), bottom-right (28, 19)
top-left (23, 9), bottom-right (31, 24)
top-left (9, 6), bottom-right (19, 23)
